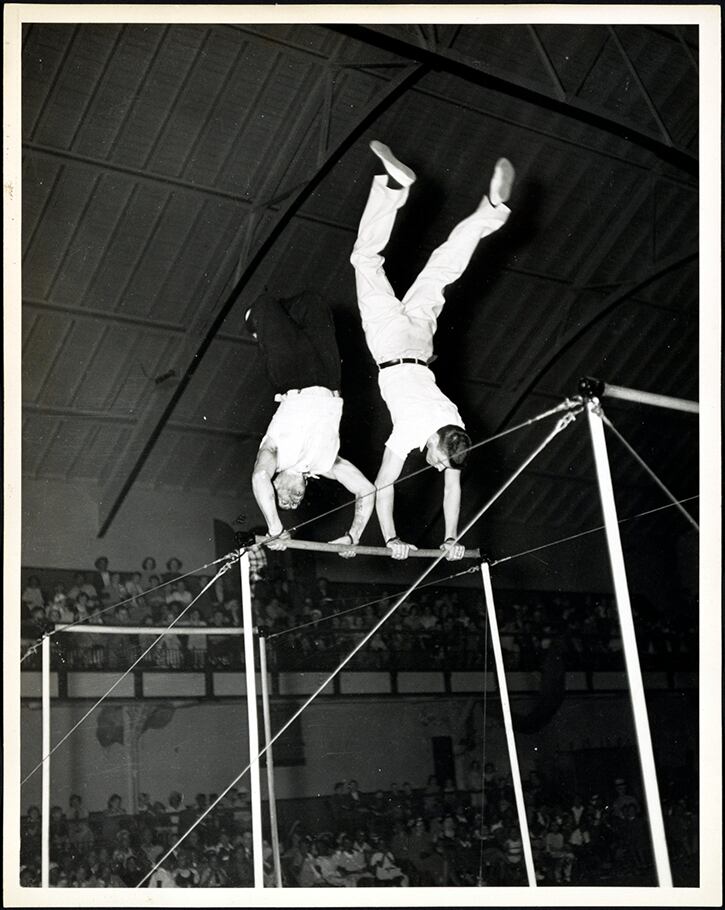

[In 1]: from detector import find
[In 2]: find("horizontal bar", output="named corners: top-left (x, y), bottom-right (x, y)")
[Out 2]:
top-left (51, 625), bottom-right (245, 636)
top-left (255, 536), bottom-right (480, 559)
top-left (603, 383), bottom-right (699, 414)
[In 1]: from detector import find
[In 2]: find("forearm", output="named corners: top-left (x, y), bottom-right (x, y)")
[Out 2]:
top-left (251, 473), bottom-right (284, 536)
top-left (442, 479), bottom-right (461, 540)
top-left (375, 483), bottom-right (397, 541)
top-left (347, 487), bottom-right (375, 543)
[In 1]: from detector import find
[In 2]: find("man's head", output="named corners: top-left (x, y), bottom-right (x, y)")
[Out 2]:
top-left (426, 425), bottom-right (471, 471)
top-left (273, 470), bottom-right (306, 509)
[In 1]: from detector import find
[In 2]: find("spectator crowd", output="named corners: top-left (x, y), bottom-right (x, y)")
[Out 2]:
top-left (20, 554), bottom-right (696, 675)
top-left (19, 767), bottom-right (698, 888)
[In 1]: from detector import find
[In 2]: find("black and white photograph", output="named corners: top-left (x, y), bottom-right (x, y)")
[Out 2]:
top-left (3, 4), bottom-right (721, 906)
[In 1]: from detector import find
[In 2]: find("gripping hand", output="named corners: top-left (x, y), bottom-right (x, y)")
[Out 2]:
top-left (386, 537), bottom-right (417, 560)
top-left (267, 529), bottom-right (291, 551)
top-left (329, 533), bottom-right (357, 559)
top-left (440, 538), bottom-right (465, 561)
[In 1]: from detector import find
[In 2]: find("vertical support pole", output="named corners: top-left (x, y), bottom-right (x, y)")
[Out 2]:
top-left (41, 635), bottom-right (50, 888)
top-left (239, 552), bottom-right (265, 888)
top-left (480, 563), bottom-right (537, 887)
top-left (259, 635), bottom-right (283, 887)
top-left (586, 401), bottom-right (673, 886)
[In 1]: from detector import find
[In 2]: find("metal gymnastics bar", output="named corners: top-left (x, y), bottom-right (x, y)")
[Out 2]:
top-left (52, 624), bottom-right (247, 635)
top-left (255, 536), bottom-right (481, 558)
top-left (579, 376), bottom-right (699, 414)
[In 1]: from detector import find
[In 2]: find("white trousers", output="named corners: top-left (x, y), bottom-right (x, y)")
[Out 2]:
top-left (350, 174), bottom-right (511, 364)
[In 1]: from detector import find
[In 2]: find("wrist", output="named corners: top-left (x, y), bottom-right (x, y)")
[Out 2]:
top-left (344, 532), bottom-right (356, 545)
top-left (386, 536), bottom-right (400, 546)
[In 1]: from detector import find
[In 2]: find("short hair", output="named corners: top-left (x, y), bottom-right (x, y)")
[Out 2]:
top-left (437, 425), bottom-right (471, 467)
top-left (274, 472), bottom-right (307, 509)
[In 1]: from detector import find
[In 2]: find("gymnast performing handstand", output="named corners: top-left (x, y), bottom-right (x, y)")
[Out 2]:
top-left (247, 290), bottom-right (375, 553)
top-left (351, 141), bottom-right (515, 560)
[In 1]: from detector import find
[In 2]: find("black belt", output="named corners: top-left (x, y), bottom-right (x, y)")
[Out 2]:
top-left (378, 358), bottom-right (428, 370)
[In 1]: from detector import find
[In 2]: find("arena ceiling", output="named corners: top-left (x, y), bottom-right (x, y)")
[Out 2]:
top-left (20, 19), bottom-right (700, 556)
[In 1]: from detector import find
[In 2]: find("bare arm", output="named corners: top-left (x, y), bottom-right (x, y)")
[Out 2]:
top-left (374, 447), bottom-right (417, 559)
top-left (440, 468), bottom-right (465, 560)
top-left (323, 456), bottom-right (375, 544)
top-left (251, 443), bottom-right (284, 537)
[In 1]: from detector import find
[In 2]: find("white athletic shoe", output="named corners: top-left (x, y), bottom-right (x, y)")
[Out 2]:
top-left (369, 140), bottom-right (417, 186)
top-left (489, 157), bottom-right (515, 206)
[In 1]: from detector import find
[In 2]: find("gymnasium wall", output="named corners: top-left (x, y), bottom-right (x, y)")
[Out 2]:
top-left (21, 476), bottom-right (248, 572)
top-left (20, 689), bottom-right (696, 815)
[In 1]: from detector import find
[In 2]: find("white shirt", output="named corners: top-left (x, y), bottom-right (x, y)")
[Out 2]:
top-left (261, 388), bottom-right (342, 476)
top-left (378, 364), bottom-right (464, 459)
top-left (148, 867), bottom-right (177, 887)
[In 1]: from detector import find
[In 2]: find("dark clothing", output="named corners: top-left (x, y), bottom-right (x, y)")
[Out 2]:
top-left (248, 291), bottom-right (341, 394)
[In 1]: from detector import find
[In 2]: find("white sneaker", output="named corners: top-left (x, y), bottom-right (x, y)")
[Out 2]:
top-left (489, 157), bottom-right (515, 206)
top-left (369, 140), bottom-right (416, 186)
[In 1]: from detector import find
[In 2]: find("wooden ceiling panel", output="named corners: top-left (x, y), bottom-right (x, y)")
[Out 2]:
top-left (64, 325), bottom-right (142, 412)
top-left (22, 24), bottom-right (76, 141)
top-left (33, 319), bottom-right (105, 409)
top-left (22, 309), bottom-right (39, 351)
top-left (653, 182), bottom-right (698, 261)
top-left (132, 428), bottom-right (179, 486)
top-left (247, 22), bottom-right (348, 58)
top-left (449, 25), bottom-right (552, 89)
top-left (22, 163), bottom-right (97, 300)
top-left (78, 182), bottom-right (170, 313)
top-left (618, 27), bottom-right (698, 147)
top-left (22, 414), bottom-right (58, 476)
top-left (579, 34), bottom-right (659, 132)
top-left (110, 26), bottom-right (209, 171)
top-left (21, 155), bottom-right (62, 259)
top-left (89, 424), bottom-right (131, 483)
top-left (163, 200), bottom-right (241, 326)
top-left (37, 420), bottom-right (94, 478)
top-left (533, 24), bottom-right (608, 97)
top-left (73, 26), bottom-right (166, 160)
top-left (104, 333), bottom-right (179, 415)
top-left (32, 25), bottom-right (121, 151)
top-left (210, 48), bottom-right (293, 195)
top-left (122, 192), bottom-right (214, 324)
top-left (184, 50), bottom-right (262, 186)
top-left (148, 31), bottom-right (246, 179)
top-left (21, 310), bottom-right (74, 403)
top-left (173, 338), bottom-right (238, 422)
